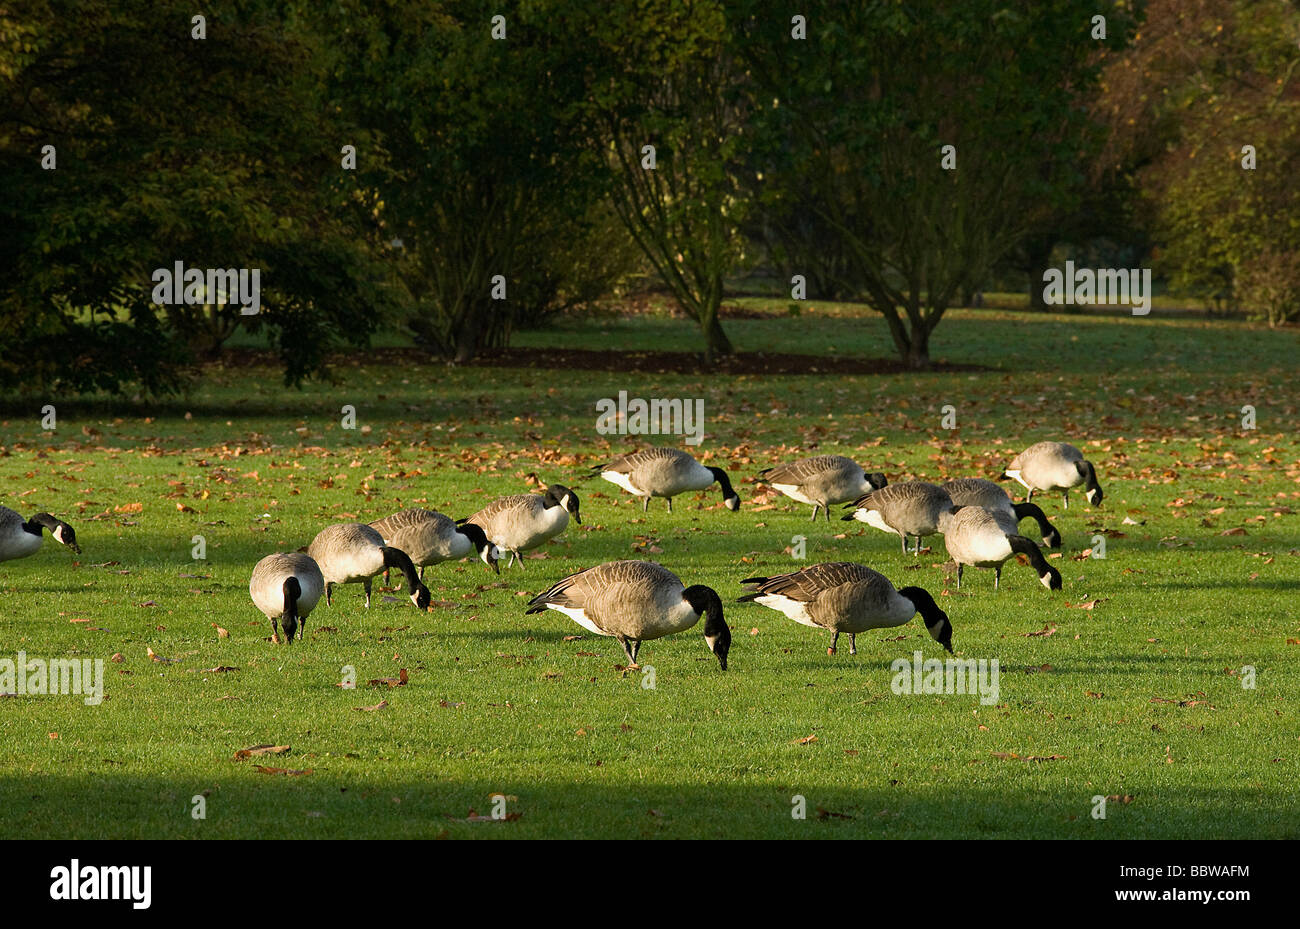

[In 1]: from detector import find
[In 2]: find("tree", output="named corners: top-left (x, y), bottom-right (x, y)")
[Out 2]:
top-left (323, 1), bottom-right (611, 363)
top-left (1096, 0), bottom-right (1300, 325)
top-left (0, 0), bottom-right (390, 393)
top-left (738, 1), bottom-right (1135, 367)
top-left (587, 1), bottom-right (751, 362)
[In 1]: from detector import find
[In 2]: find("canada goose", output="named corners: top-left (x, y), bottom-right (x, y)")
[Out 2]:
top-left (370, 509), bottom-right (500, 577)
top-left (757, 455), bottom-right (888, 521)
top-left (461, 484), bottom-right (581, 569)
top-left (942, 477), bottom-right (1061, 548)
top-left (596, 448), bottom-right (740, 513)
top-left (841, 481), bottom-right (955, 554)
top-left (738, 562), bottom-right (952, 655)
top-left (1003, 442), bottom-right (1103, 509)
top-left (249, 552), bottom-right (325, 643)
top-left (0, 506), bottom-right (81, 563)
top-left (942, 506), bottom-right (1062, 592)
top-left (525, 560), bottom-right (730, 669)
top-left (306, 523), bottom-right (431, 610)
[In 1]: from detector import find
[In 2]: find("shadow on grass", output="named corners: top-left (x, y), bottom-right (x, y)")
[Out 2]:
top-left (1, 773), bottom-right (1295, 839)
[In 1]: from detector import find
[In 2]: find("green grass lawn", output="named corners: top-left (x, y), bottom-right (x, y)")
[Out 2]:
top-left (1, 306), bottom-right (1297, 838)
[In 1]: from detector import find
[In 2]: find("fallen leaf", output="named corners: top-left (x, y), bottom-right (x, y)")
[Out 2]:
top-left (234, 744), bottom-right (290, 760)
top-left (367, 668), bottom-right (409, 688)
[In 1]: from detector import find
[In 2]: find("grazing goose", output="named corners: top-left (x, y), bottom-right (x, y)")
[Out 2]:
top-left (1003, 442), bottom-right (1103, 509)
top-left (738, 562), bottom-right (952, 656)
top-left (461, 484), bottom-right (581, 569)
top-left (942, 506), bottom-right (1062, 592)
top-left (0, 506), bottom-right (81, 563)
top-left (841, 481), bottom-right (955, 554)
top-left (306, 523), bottom-right (431, 610)
top-left (525, 560), bottom-right (730, 669)
top-left (942, 477), bottom-right (1061, 548)
top-left (370, 508), bottom-right (500, 578)
top-left (596, 448), bottom-right (740, 513)
top-left (757, 455), bottom-right (888, 521)
top-left (249, 552), bottom-right (325, 643)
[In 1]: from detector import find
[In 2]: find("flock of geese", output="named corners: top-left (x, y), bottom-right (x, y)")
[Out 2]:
top-left (1, 440), bottom-right (1104, 670)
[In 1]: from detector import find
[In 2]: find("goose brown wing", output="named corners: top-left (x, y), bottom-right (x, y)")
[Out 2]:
top-left (759, 455), bottom-right (854, 484)
top-left (745, 561), bottom-right (885, 602)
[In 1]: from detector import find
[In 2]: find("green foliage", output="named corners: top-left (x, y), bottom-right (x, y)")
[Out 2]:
top-left (0, 0), bottom-right (388, 394)
top-left (738, 1), bottom-right (1137, 366)
top-left (1107, 0), bottom-right (1300, 325)
top-left (324, 1), bottom-right (610, 361)
top-left (585, 0), bottom-right (752, 362)
top-left (511, 199), bottom-right (649, 329)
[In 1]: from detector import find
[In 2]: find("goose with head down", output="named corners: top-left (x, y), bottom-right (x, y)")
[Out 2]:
top-left (370, 508), bottom-right (500, 577)
top-left (942, 477), bottom-right (1061, 548)
top-left (1003, 441), bottom-right (1103, 510)
top-left (461, 483), bottom-right (580, 569)
top-left (942, 505), bottom-right (1063, 592)
top-left (0, 506), bottom-right (81, 563)
top-left (306, 523), bottom-right (431, 611)
top-left (525, 560), bottom-right (730, 669)
top-left (249, 552), bottom-right (325, 643)
top-left (739, 562), bottom-right (952, 656)
top-left (758, 455), bottom-right (887, 522)
top-left (841, 481), bottom-right (956, 555)
top-left (596, 448), bottom-right (740, 513)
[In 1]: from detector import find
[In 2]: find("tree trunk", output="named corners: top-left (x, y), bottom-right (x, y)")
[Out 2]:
top-left (704, 313), bottom-right (733, 358)
top-left (906, 320), bottom-right (932, 369)
top-left (453, 322), bottom-right (479, 363)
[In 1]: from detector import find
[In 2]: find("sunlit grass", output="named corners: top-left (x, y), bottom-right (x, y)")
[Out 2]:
top-left (0, 305), bottom-right (1296, 837)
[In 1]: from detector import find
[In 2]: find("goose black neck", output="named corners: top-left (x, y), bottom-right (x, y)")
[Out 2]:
top-left (381, 545), bottom-right (421, 590)
top-left (457, 521), bottom-right (492, 554)
top-left (1077, 460), bottom-right (1099, 490)
top-left (684, 584), bottom-right (724, 630)
top-left (1008, 535), bottom-right (1050, 574)
top-left (1013, 501), bottom-right (1051, 534)
top-left (25, 513), bottom-right (59, 536)
top-left (898, 585), bottom-right (941, 623)
top-left (707, 467), bottom-right (735, 500)
top-left (282, 576), bottom-right (301, 622)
